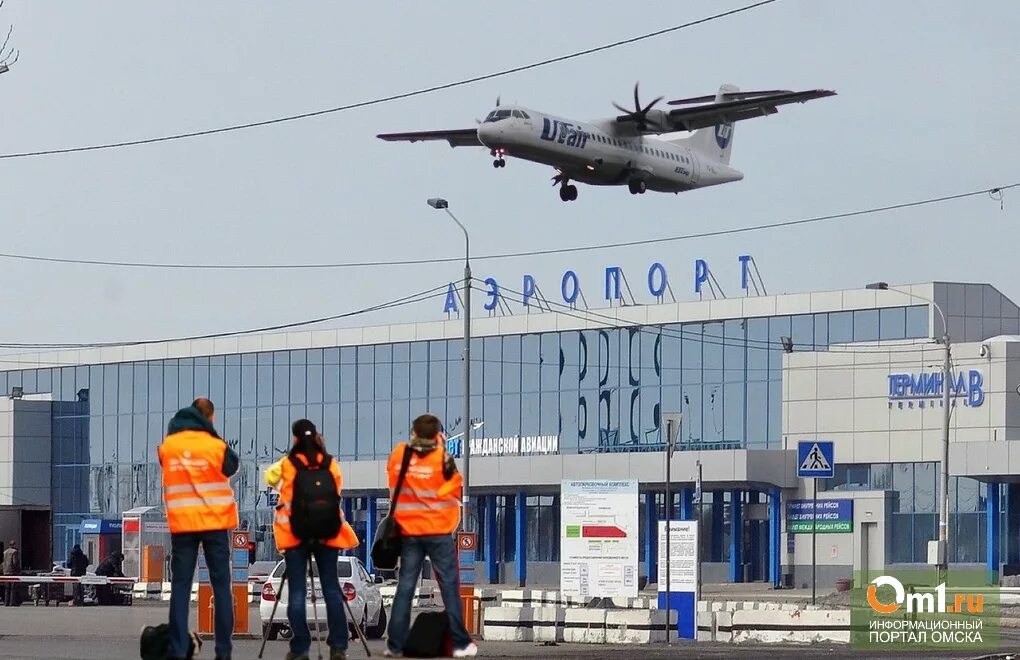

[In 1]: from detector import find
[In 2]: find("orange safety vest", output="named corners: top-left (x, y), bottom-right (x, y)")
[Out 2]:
top-left (273, 452), bottom-right (359, 552)
top-left (387, 442), bottom-right (463, 537)
top-left (158, 430), bottom-right (239, 534)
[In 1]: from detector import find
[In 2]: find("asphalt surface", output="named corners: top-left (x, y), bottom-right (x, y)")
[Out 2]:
top-left (0, 602), bottom-right (1018, 659)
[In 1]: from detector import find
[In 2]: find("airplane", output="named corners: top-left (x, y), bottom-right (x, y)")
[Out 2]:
top-left (377, 83), bottom-right (835, 202)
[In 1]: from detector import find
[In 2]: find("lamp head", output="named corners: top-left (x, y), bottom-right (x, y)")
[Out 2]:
top-left (426, 198), bottom-right (449, 210)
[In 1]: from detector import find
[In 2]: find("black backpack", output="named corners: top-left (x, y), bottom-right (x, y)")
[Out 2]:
top-left (403, 611), bottom-right (453, 658)
top-left (139, 623), bottom-right (200, 659)
top-left (290, 453), bottom-right (341, 541)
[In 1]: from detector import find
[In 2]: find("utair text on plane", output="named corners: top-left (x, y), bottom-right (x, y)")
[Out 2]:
top-left (378, 83), bottom-right (835, 202)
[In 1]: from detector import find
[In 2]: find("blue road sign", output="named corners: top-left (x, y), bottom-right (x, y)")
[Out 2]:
top-left (797, 441), bottom-right (835, 479)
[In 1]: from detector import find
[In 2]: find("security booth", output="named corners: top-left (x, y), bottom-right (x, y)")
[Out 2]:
top-left (121, 506), bottom-right (170, 581)
top-left (81, 518), bottom-right (122, 570)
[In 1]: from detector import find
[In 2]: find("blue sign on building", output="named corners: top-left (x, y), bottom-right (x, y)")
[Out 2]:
top-left (786, 499), bottom-right (854, 533)
top-left (797, 441), bottom-right (834, 479)
top-left (81, 519), bottom-right (122, 534)
top-left (888, 369), bottom-right (984, 408)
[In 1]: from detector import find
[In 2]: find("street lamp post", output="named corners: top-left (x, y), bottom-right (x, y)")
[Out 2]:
top-left (867, 282), bottom-right (950, 577)
top-left (428, 198), bottom-right (472, 530)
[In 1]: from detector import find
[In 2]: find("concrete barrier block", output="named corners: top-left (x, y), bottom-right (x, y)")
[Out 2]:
top-left (564, 609), bottom-right (607, 644)
top-left (501, 589), bottom-right (528, 608)
top-left (482, 606), bottom-right (534, 642)
top-left (762, 602), bottom-right (781, 611)
top-left (725, 600), bottom-right (742, 611)
top-left (732, 608), bottom-right (850, 644)
top-left (742, 600), bottom-right (757, 611)
top-left (716, 611), bottom-right (733, 642)
top-left (696, 611), bottom-right (715, 641)
top-left (533, 606), bottom-right (566, 643)
top-left (780, 603), bottom-right (799, 612)
top-left (605, 609), bottom-right (675, 644)
top-left (710, 601), bottom-right (725, 612)
top-left (697, 600), bottom-right (709, 612)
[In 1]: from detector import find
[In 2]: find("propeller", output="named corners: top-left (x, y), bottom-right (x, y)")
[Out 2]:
top-left (613, 82), bottom-right (664, 132)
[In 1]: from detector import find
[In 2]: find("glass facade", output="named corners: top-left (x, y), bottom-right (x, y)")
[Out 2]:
top-left (0, 305), bottom-right (927, 560)
top-left (825, 462), bottom-right (989, 564)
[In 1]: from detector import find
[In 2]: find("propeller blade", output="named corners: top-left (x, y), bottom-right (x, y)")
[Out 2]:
top-left (496, 95), bottom-right (501, 107)
top-left (642, 96), bottom-right (665, 115)
top-left (612, 101), bottom-right (632, 116)
top-left (633, 82), bottom-right (641, 113)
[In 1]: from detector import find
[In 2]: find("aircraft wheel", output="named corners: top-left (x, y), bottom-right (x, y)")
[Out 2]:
top-left (498, 158), bottom-right (506, 167)
top-left (566, 185), bottom-right (578, 201)
top-left (559, 186), bottom-right (571, 202)
top-left (635, 180), bottom-right (647, 194)
top-left (493, 160), bottom-right (500, 169)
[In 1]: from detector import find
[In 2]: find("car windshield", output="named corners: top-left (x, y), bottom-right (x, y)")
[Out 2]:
top-left (271, 559), bottom-right (354, 579)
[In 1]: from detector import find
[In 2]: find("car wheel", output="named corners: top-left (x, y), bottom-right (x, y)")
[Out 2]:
top-left (367, 605), bottom-right (387, 640)
top-left (278, 623), bottom-right (293, 641)
top-left (262, 623), bottom-right (279, 642)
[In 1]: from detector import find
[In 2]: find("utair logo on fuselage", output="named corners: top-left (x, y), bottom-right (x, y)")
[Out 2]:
top-left (540, 118), bottom-right (589, 149)
top-left (715, 122), bottom-right (733, 149)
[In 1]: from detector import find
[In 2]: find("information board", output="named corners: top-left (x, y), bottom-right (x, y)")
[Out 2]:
top-left (787, 499), bottom-right (854, 533)
top-left (560, 480), bottom-right (638, 599)
top-left (657, 520), bottom-right (699, 593)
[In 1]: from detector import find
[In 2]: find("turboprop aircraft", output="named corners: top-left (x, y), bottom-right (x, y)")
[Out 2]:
top-left (378, 84), bottom-right (835, 201)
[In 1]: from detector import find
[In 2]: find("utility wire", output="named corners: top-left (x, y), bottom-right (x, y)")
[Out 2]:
top-left (0, 282), bottom-right (449, 350)
top-left (0, 1), bottom-right (776, 160)
top-left (0, 181), bottom-right (1013, 270)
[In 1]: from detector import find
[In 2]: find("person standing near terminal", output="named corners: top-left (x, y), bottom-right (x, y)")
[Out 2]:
top-left (158, 398), bottom-right (239, 660)
top-left (266, 419), bottom-right (358, 660)
top-left (384, 414), bottom-right (477, 658)
top-left (2, 541), bottom-right (18, 607)
top-left (66, 544), bottom-right (89, 606)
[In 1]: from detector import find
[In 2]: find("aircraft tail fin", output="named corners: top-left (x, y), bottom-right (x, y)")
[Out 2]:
top-left (670, 83), bottom-right (738, 165)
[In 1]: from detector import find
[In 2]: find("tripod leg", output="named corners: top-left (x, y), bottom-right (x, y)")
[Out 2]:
top-left (258, 562), bottom-right (288, 660)
top-left (343, 593), bottom-right (372, 657)
top-left (309, 553), bottom-right (324, 660)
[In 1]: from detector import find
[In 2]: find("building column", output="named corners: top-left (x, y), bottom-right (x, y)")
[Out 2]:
top-left (645, 492), bottom-right (658, 583)
top-left (342, 499), bottom-right (353, 527)
top-left (365, 496), bottom-right (378, 573)
top-left (515, 491), bottom-right (527, 587)
top-left (680, 488), bottom-right (694, 521)
top-left (504, 494), bottom-right (516, 572)
top-left (711, 495), bottom-right (724, 562)
top-left (769, 487), bottom-right (782, 588)
top-left (1007, 483), bottom-right (1020, 566)
top-left (988, 482), bottom-right (1001, 585)
top-left (485, 495), bottom-right (499, 584)
top-left (730, 490), bottom-right (743, 583)
top-left (748, 492), bottom-right (761, 582)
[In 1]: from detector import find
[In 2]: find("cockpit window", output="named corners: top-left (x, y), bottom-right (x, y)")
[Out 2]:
top-left (511, 110), bottom-right (523, 118)
top-left (484, 109), bottom-right (513, 123)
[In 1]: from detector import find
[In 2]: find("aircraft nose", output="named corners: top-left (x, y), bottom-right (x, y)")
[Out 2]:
top-left (477, 122), bottom-right (497, 147)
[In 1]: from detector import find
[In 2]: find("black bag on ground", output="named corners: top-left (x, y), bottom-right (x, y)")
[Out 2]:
top-left (403, 611), bottom-right (453, 658)
top-left (371, 446), bottom-right (413, 570)
top-left (139, 623), bottom-right (201, 659)
top-left (290, 453), bottom-right (341, 541)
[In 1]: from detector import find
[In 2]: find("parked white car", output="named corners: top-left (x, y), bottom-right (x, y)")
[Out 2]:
top-left (260, 555), bottom-right (387, 641)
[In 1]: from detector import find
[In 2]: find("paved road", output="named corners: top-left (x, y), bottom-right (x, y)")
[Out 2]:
top-left (0, 603), bottom-right (1017, 659)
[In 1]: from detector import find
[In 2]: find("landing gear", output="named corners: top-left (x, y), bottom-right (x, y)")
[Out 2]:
top-left (559, 184), bottom-right (578, 202)
top-left (628, 179), bottom-right (647, 195)
top-left (491, 148), bottom-right (506, 168)
top-left (492, 158), bottom-right (506, 168)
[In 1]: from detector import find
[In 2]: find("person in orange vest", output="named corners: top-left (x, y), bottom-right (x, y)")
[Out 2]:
top-left (266, 419), bottom-right (358, 660)
top-left (158, 398), bottom-right (239, 660)
top-left (384, 414), bottom-right (477, 658)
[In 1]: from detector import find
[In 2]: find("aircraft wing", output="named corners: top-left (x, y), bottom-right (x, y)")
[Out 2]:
top-left (662, 89), bottom-right (836, 132)
top-left (376, 128), bottom-right (482, 148)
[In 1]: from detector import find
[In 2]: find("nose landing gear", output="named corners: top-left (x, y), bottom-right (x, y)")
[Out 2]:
top-left (490, 148), bottom-right (506, 168)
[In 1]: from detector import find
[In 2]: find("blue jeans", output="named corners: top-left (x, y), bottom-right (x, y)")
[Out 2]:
top-left (169, 530), bottom-right (233, 658)
top-left (284, 544), bottom-right (348, 655)
top-left (387, 534), bottom-right (472, 654)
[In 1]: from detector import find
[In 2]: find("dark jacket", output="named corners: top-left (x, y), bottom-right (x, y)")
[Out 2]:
top-left (95, 554), bottom-right (123, 578)
top-left (166, 406), bottom-right (238, 477)
top-left (66, 547), bottom-right (89, 577)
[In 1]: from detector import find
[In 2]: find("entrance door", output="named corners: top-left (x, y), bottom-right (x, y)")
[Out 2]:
top-left (861, 521), bottom-right (879, 583)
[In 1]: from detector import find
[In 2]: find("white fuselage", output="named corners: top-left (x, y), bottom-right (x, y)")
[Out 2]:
top-left (476, 105), bottom-right (743, 192)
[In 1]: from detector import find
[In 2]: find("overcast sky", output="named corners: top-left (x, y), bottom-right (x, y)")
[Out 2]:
top-left (0, 0), bottom-right (1017, 344)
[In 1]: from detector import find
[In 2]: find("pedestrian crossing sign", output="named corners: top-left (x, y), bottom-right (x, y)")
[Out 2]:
top-left (797, 441), bottom-right (835, 478)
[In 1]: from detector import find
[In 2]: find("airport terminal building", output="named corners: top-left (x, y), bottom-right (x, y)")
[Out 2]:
top-left (2, 278), bottom-right (1020, 587)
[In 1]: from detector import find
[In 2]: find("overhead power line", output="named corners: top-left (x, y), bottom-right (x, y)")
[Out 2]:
top-left (0, 180), bottom-right (1013, 270)
top-left (0, 1), bottom-right (776, 160)
top-left (0, 282), bottom-right (449, 350)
